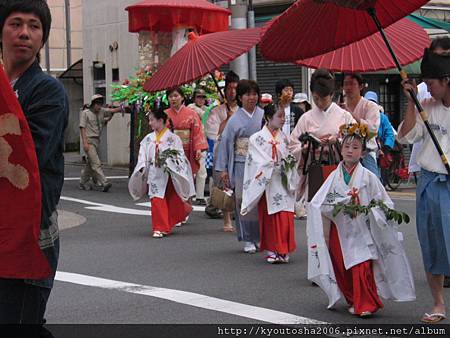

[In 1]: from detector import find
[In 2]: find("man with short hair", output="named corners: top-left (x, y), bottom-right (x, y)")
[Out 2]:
top-left (275, 79), bottom-right (304, 135)
top-left (0, 0), bottom-right (68, 324)
top-left (79, 94), bottom-right (121, 192)
top-left (398, 37), bottom-right (450, 324)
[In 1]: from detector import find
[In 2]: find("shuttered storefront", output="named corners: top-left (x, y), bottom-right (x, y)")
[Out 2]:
top-left (255, 13), bottom-right (304, 96)
top-left (255, 46), bottom-right (303, 96)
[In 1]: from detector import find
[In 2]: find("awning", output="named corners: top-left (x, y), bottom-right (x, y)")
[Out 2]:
top-left (407, 14), bottom-right (450, 32)
top-left (371, 60), bottom-right (421, 75)
top-left (58, 59), bottom-right (83, 80)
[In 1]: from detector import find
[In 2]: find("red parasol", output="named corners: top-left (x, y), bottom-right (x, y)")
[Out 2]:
top-left (296, 18), bottom-right (430, 72)
top-left (261, 0), bottom-right (450, 175)
top-left (0, 64), bottom-right (51, 279)
top-left (126, 0), bottom-right (230, 34)
top-left (260, 0), bottom-right (429, 62)
top-left (144, 28), bottom-right (263, 93)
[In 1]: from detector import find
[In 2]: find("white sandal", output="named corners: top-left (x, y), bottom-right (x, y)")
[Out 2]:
top-left (152, 231), bottom-right (164, 238)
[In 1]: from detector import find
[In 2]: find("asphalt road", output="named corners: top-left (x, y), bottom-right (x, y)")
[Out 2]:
top-left (45, 162), bottom-right (448, 326)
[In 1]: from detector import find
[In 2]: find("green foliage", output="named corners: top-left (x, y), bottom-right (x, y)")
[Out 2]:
top-left (156, 149), bottom-right (182, 174)
top-left (280, 155), bottom-right (297, 190)
top-left (110, 66), bottom-right (223, 139)
top-left (331, 199), bottom-right (410, 225)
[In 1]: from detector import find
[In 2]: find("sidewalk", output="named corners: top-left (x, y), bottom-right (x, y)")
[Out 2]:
top-left (387, 186), bottom-right (416, 200)
top-left (386, 178), bottom-right (417, 200)
top-left (64, 151), bottom-right (129, 172)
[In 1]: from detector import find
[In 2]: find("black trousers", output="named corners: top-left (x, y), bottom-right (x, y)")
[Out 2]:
top-left (0, 278), bottom-right (51, 324)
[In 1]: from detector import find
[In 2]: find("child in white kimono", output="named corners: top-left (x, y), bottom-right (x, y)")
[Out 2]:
top-left (241, 104), bottom-right (299, 263)
top-left (128, 109), bottom-right (195, 238)
top-left (307, 123), bottom-right (415, 317)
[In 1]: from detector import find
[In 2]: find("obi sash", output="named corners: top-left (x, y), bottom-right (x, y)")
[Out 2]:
top-left (174, 129), bottom-right (190, 145)
top-left (235, 137), bottom-right (249, 156)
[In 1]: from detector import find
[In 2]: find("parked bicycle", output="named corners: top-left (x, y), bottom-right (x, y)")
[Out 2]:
top-left (379, 141), bottom-right (410, 191)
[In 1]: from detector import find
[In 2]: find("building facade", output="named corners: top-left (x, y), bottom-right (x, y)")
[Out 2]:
top-left (82, 0), bottom-right (449, 165)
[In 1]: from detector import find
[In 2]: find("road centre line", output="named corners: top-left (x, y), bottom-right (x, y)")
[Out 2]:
top-left (55, 271), bottom-right (326, 325)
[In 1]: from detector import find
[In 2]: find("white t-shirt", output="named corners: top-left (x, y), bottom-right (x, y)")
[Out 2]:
top-left (399, 98), bottom-right (450, 175)
top-left (408, 82), bottom-right (431, 173)
top-left (282, 106), bottom-right (291, 135)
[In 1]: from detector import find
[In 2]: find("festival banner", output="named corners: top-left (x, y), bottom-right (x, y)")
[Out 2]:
top-left (0, 64), bottom-right (51, 279)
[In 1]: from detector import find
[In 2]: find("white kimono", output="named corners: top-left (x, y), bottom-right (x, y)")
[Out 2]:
top-left (307, 162), bottom-right (415, 308)
top-left (128, 130), bottom-right (195, 201)
top-left (241, 126), bottom-right (299, 216)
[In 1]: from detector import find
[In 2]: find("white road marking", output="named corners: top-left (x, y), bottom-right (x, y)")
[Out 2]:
top-left (60, 196), bottom-right (149, 215)
top-left (55, 271), bottom-right (326, 325)
top-left (60, 196), bottom-right (205, 215)
top-left (64, 176), bottom-right (128, 181)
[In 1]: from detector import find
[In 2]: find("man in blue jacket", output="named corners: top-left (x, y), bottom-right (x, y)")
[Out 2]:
top-left (0, 0), bottom-right (68, 325)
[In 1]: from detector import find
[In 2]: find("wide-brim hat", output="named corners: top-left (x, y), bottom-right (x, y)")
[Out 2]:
top-left (194, 88), bottom-right (206, 97)
top-left (260, 93), bottom-right (273, 104)
top-left (293, 93), bottom-right (308, 103)
top-left (90, 94), bottom-right (104, 104)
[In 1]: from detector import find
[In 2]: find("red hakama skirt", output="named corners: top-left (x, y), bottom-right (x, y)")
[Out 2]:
top-left (151, 180), bottom-right (192, 234)
top-left (258, 195), bottom-right (296, 254)
top-left (328, 223), bottom-right (383, 315)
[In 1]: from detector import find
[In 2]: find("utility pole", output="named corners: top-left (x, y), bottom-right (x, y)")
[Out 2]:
top-left (65, 0), bottom-right (72, 68)
top-left (228, 0), bottom-right (249, 79)
top-left (301, 67), bottom-right (313, 107)
top-left (247, 0), bottom-right (257, 81)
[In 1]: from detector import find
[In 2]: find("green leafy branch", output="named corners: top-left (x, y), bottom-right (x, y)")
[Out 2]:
top-left (156, 149), bottom-right (182, 174)
top-left (331, 199), bottom-right (410, 225)
top-left (281, 155), bottom-right (297, 190)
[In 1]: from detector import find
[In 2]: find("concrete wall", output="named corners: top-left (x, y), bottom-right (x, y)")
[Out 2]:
top-left (83, 0), bottom-right (139, 165)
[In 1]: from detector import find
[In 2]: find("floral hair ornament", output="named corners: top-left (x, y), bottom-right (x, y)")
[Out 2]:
top-left (339, 123), bottom-right (377, 141)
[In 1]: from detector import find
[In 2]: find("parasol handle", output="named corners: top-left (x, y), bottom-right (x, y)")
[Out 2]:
top-left (367, 8), bottom-right (450, 175)
top-left (209, 72), bottom-right (231, 113)
top-left (367, 8), bottom-right (403, 73)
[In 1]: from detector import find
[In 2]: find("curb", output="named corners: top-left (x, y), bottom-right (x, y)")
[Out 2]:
top-left (388, 191), bottom-right (416, 200)
top-left (65, 160), bottom-right (129, 172)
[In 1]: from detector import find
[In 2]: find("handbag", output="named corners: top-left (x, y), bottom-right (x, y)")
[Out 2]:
top-left (210, 186), bottom-right (235, 212)
top-left (128, 165), bottom-right (149, 201)
top-left (307, 143), bottom-right (340, 202)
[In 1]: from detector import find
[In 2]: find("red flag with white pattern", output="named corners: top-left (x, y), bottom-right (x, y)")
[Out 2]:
top-left (0, 64), bottom-right (51, 279)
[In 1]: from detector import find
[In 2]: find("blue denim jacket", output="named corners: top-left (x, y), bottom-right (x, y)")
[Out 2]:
top-left (14, 61), bottom-right (68, 286)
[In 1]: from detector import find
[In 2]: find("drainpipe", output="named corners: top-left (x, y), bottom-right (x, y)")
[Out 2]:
top-left (228, 0), bottom-right (249, 79)
top-left (247, 0), bottom-right (257, 81)
top-left (65, 0), bottom-right (72, 68)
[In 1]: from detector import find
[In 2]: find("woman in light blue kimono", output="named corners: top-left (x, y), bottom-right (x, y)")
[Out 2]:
top-left (216, 80), bottom-right (264, 253)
